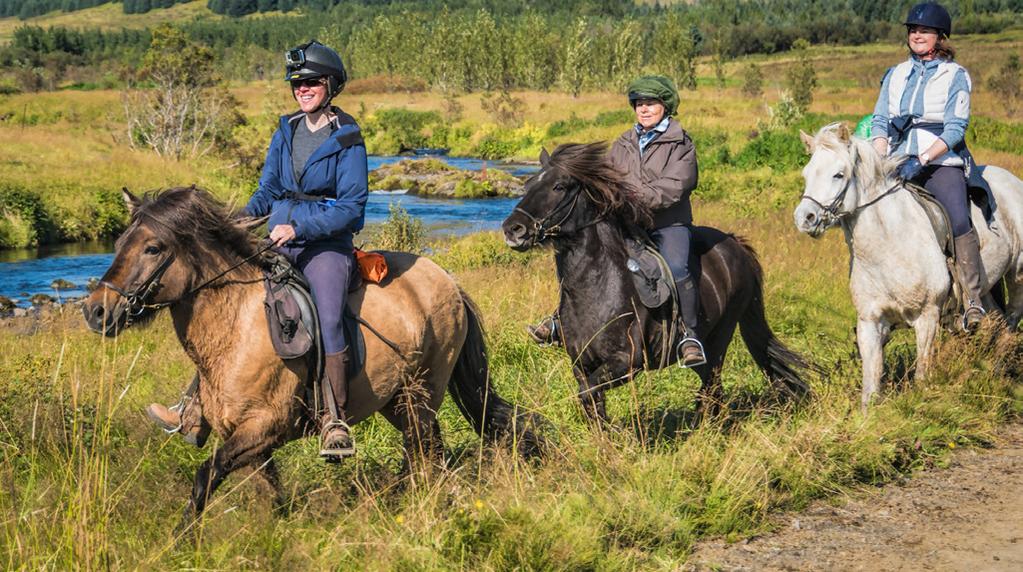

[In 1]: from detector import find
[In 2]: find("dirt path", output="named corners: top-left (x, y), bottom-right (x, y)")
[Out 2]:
top-left (686, 426), bottom-right (1023, 571)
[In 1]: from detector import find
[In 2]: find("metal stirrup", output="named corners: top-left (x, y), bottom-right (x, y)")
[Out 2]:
top-left (677, 336), bottom-right (708, 368)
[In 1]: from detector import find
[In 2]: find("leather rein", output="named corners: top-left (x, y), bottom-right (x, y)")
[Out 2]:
top-left (512, 184), bottom-right (605, 246)
top-left (100, 237), bottom-right (273, 325)
top-left (800, 179), bottom-right (903, 229)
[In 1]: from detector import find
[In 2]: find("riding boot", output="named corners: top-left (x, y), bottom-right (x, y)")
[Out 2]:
top-left (145, 373), bottom-right (210, 447)
top-left (320, 350), bottom-right (355, 461)
top-left (526, 313), bottom-right (562, 347)
top-left (676, 276), bottom-right (707, 368)
top-left (954, 228), bottom-right (987, 333)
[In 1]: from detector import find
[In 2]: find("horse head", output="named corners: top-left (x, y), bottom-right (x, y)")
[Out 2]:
top-left (502, 142), bottom-right (650, 250)
top-left (83, 186), bottom-right (259, 336)
top-left (794, 123), bottom-right (904, 238)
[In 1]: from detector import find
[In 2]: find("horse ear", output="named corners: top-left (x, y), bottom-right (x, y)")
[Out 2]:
top-left (121, 187), bottom-right (141, 215)
top-left (539, 147), bottom-right (551, 168)
top-left (234, 215), bottom-right (269, 233)
top-left (799, 130), bottom-right (816, 154)
top-left (837, 122), bottom-right (851, 143)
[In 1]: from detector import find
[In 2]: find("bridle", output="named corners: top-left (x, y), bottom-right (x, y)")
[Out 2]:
top-left (99, 221), bottom-right (274, 325)
top-left (800, 176), bottom-right (902, 229)
top-left (512, 179), bottom-right (605, 247)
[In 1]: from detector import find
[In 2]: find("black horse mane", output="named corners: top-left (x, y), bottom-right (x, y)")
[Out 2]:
top-left (125, 186), bottom-right (261, 278)
top-left (548, 142), bottom-right (654, 228)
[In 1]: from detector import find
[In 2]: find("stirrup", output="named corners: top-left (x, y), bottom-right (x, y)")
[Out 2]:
top-left (677, 336), bottom-right (708, 368)
top-left (319, 419), bottom-right (355, 461)
top-left (962, 302), bottom-right (986, 332)
top-left (161, 397), bottom-right (188, 434)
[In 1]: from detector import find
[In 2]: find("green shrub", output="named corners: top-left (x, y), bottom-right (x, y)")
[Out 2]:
top-left (0, 184), bottom-right (56, 247)
top-left (546, 114), bottom-right (591, 137)
top-left (430, 232), bottom-right (541, 271)
top-left (733, 129), bottom-right (806, 172)
top-left (968, 116), bottom-right (1023, 154)
top-left (372, 202), bottom-right (425, 254)
top-left (473, 134), bottom-right (520, 160)
top-left (364, 108), bottom-right (443, 152)
top-left (741, 61), bottom-right (764, 98)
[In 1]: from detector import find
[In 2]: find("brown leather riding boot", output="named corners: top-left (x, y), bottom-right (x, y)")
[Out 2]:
top-left (320, 351), bottom-right (355, 461)
top-left (526, 313), bottom-right (562, 346)
top-left (145, 374), bottom-right (210, 447)
top-left (677, 276), bottom-right (707, 368)
top-left (954, 229), bottom-right (987, 333)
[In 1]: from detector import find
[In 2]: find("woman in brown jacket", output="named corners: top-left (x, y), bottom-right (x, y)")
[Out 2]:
top-left (529, 75), bottom-right (705, 367)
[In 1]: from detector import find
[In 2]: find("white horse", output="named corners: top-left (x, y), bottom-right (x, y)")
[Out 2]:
top-left (794, 123), bottom-right (1023, 411)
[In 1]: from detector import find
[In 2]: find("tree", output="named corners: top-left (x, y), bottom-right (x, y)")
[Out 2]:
top-left (785, 38), bottom-right (817, 113)
top-left (987, 54), bottom-right (1021, 116)
top-left (123, 25), bottom-right (242, 159)
top-left (653, 12), bottom-right (698, 91)
top-left (559, 17), bottom-right (593, 97)
top-left (741, 61), bottom-right (763, 97)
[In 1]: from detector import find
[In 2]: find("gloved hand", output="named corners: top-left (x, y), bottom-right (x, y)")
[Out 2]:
top-left (898, 157), bottom-right (924, 181)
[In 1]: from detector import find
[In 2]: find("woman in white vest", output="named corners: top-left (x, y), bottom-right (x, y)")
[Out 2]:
top-left (869, 1), bottom-right (985, 332)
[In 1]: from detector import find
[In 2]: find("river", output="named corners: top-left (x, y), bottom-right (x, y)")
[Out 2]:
top-left (0, 155), bottom-right (536, 306)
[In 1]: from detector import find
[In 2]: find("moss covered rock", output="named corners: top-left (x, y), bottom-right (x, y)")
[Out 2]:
top-left (368, 159), bottom-right (523, 198)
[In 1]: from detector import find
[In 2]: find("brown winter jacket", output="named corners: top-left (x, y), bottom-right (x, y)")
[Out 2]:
top-left (607, 117), bottom-right (698, 228)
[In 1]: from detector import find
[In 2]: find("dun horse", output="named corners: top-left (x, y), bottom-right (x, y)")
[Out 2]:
top-left (83, 187), bottom-right (542, 527)
top-left (795, 123), bottom-right (1023, 411)
top-left (502, 143), bottom-right (813, 423)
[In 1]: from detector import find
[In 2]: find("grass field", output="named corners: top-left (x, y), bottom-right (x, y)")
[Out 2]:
top-left (1, 29), bottom-right (1023, 569)
top-left (0, 1), bottom-right (217, 43)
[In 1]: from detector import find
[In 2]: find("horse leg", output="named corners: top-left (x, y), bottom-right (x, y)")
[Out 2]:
top-left (258, 456), bottom-right (289, 516)
top-left (1004, 274), bottom-right (1023, 330)
top-left (692, 321), bottom-right (734, 420)
top-left (179, 423), bottom-right (278, 535)
top-left (911, 307), bottom-right (941, 382)
top-left (379, 394), bottom-right (445, 477)
top-left (574, 368), bottom-right (609, 426)
top-left (857, 317), bottom-right (890, 413)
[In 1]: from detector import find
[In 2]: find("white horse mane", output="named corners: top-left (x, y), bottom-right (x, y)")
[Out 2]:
top-left (814, 122), bottom-right (903, 192)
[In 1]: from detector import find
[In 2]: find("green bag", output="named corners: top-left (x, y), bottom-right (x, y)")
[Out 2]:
top-left (853, 114), bottom-right (873, 140)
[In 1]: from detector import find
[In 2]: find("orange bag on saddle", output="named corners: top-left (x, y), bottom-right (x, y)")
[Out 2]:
top-left (354, 248), bottom-right (388, 283)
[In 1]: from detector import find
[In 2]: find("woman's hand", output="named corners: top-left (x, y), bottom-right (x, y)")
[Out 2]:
top-left (269, 224), bottom-right (297, 246)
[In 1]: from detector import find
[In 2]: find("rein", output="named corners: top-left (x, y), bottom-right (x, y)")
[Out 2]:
top-left (513, 186), bottom-right (605, 246)
top-left (800, 181), bottom-right (903, 228)
top-left (101, 240), bottom-right (274, 323)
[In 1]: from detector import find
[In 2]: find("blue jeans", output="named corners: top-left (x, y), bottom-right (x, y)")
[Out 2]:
top-left (650, 224), bottom-right (692, 281)
top-left (277, 244), bottom-right (354, 354)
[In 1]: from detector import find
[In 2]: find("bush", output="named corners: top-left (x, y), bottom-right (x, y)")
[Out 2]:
top-left (372, 202), bottom-right (425, 254)
top-left (593, 109), bottom-right (634, 127)
top-left (741, 62), bottom-right (763, 98)
top-left (785, 39), bottom-right (817, 113)
top-left (473, 134), bottom-right (520, 160)
top-left (733, 129), bottom-right (807, 172)
top-left (430, 232), bottom-right (541, 272)
top-left (0, 184), bottom-right (55, 248)
top-left (987, 54), bottom-right (1021, 117)
top-left (363, 108), bottom-right (443, 153)
top-left (967, 116), bottom-right (1023, 154)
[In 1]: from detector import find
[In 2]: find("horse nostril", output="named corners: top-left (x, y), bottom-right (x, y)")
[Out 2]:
top-left (804, 212), bottom-right (817, 224)
top-left (93, 306), bottom-right (105, 319)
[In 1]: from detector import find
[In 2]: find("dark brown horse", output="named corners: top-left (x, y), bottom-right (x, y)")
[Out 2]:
top-left (502, 143), bottom-right (813, 422)
top-left (82, 187), bottom-right (542, 529)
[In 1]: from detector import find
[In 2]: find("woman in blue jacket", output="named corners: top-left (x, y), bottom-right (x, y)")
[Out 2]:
top-left (870, 2), bottom-right (985, 332)
top-left (147, 40), bottom-right (368, 461)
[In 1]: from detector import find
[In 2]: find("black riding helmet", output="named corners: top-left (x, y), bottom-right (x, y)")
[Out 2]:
top-left (904, 2), bottom-right (952, 37)
top-left (284, 40), bottom-right (348, 105)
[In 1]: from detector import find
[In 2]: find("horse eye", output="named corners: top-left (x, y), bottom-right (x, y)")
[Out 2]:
top-left (144, 245), bottom-right (162, 255)
top-left (553, 183), bottom-right (565, 192)
top-left (833, 172), bottom-right (845, 179)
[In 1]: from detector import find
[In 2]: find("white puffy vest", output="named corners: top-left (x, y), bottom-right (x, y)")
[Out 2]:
top-left (885, 59), bottom-right (971, 166)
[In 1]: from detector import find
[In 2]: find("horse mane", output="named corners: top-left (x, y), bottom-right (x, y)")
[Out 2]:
top-left (127, 186), bottom-right (260, 279)
top-left (548, 142), bottom-right (653, 228)
top-left (813, 122), bottom-right (903, 189)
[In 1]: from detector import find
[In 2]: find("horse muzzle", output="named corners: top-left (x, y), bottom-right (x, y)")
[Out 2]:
top-left (502, 219), bottom-right (534, 251)
top-left (793, 201), bottom-right (828, 238)
top-left (82, 291), bottom-right (130, 337)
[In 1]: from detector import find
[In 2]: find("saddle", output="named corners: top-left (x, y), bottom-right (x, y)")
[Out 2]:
top-left (906, 166), bottom-right (999, 260)
top-left (623, 226), bottom-right (677, 311)
top-left (261, 251), bottom-right (370, 406)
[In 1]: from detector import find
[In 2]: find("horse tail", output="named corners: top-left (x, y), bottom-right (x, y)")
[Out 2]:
top-left (448, 288), bottom-right (547, 459)
top-left (734, 239), bottom-right (816, 400)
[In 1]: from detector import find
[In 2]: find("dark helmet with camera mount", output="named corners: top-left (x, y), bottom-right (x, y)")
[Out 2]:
top-left (284, 40), bottom-right (348, 105)
top-left (904, 2), bottom-right (952, 37)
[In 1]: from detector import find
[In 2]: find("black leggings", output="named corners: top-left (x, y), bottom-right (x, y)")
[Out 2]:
top-left (921, 165), bottom-right (971, 237)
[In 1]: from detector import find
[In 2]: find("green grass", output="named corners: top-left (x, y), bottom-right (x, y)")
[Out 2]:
top-left (1, 208), bottom-right (1020, 569)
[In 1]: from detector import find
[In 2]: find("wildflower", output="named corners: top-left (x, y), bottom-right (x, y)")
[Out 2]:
top-left (948, 441), bottom-right (956, 449)
top-left (474, 499), bottom-right (484, 510)
top-left (395, 515), bottom-right (405, 525)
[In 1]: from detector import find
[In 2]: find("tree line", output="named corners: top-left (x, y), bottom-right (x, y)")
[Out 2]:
top-left (2, 0), bottom-right (1022, 92)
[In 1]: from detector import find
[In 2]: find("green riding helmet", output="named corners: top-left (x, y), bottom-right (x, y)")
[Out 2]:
top-left (627, 75), bottom-right (680, 117)
top-left (284, 40), bottom-right (348, 102)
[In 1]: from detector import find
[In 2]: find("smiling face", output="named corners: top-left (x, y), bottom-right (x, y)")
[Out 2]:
top-left (907, 25), bottom-right (940, 59)
top-left (633, 98), bottom-right (666, 131)
top-left (291, 77), bottom-right (328, 113)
